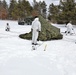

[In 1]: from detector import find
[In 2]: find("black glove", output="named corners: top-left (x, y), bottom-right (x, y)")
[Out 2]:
top-left (37, 29), bottom-right (39, 32)
top-left (37, 38), bottom-right (39, 41)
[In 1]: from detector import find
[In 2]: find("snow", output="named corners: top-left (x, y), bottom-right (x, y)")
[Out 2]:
top-left (0, 20), bottom-right (76, 75)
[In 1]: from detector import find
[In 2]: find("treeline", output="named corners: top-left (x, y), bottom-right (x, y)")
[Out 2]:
top-left (0, 0), bottom-right (33, 20)
top-left (48, 0), bottom-right (76, 24)
top-left (0, 0), bottom-right (47, 20)
top-left (0, 0), bottom-right (76, 24)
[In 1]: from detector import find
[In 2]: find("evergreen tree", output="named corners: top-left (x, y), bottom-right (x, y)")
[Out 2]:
top-left (32, 0), bottom-right (47, 18)
top-left (8, 0), bottom-right (32, 19)
top-left (48, 0), bottom-right (76, 24)
top-left (33, 0), bottom-right (39, 11)
top-left (48, 3), bottom-right (59, 22)
top-left (59, 0), bottom-right (76, 24)
top-left (25, 1), bottom-right (33, 15)
top-left (21, 0), bottom-right (32, 16)
top-left (40, 1), bottom-right (47, 18)
top-left (17, 0), bottom-right (24, 18)
top-left (2, 0), bottom-right (8, 9)
top-left (0, 0), bottom-right (2, 5)
top-left (9, 0), bottom-right (17, 19)
top-left (0, 0), bottom-right (8, 19)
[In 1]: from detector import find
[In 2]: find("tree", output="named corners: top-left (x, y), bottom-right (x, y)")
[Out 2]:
top-left (40, 1), bottom-right (47, 18)
top-left (21, 0), bottom-right (32, 16)
top-left (32, 0), bottom-right (47, 19)
top-left (2, 0), bottom-right (8, 9)
top-left (48, 0), bottom-right (76, 24)
top-left (9, 0), bottom-right (17, 19)
top-left (48, 3), bottom-right (59, 22)
top-left (0, 0), bottom-right (8, 19)
top-left (8, 0), bottom-right (32, 19)
top-left (59, 0), bottom-right (76, 24)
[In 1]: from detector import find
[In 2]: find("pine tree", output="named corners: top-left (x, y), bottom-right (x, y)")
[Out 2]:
top-left (8, 0), bottom-right (32, 19)
top-left (59, 0), bottom-right (76, 24)
top-left (21, 0), bottom-right (32, 16)
top-left (0, 0), bottom-right (2, 5)
top-left (48, 0), bottom-right (76, 24)
top-left (33, 0), bottom-right (39, 11)
top-left (2, 0), bottom-right (8, 9)
top-left (0, 0), bottom-right (8, 19)
top-left (32, 0), bottom-right (47, 18)
top-left (9, 0), bottom-right (17, 19)
top-left (40, 1), bottom-right (47, 18)
top-left (48, 3), bottom-right (59, 22)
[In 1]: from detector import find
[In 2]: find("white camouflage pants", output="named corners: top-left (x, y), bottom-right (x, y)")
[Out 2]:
top-left (32, 30), bottom-right (39, 44)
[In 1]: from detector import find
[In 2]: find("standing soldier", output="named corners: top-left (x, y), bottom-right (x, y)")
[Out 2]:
top-left (31, 16), bottom-right (41, 45)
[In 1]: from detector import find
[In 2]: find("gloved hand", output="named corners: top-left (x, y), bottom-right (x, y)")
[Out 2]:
top-left (37, 38), bottom-right (39, 41)
top-left (37, 29), bottom-right (41, 32)
top-left (37, 29), bottom-right (39, 32)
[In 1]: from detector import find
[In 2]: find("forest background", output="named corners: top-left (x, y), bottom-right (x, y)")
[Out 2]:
top-left (0, 0), bottom-right (76, 24)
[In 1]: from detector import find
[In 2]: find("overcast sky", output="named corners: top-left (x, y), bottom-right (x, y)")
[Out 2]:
top-left (2, 0), bottom-right (60, 6)
top-left (28, 0), bottom-right (60, 5)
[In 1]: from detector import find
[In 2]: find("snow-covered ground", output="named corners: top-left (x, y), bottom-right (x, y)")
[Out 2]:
top-left (0, 20), bottom-right (76, 75)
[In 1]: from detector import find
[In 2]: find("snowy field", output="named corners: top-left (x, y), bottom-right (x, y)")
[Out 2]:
top-left (0, 20), bottom-right (76, 75)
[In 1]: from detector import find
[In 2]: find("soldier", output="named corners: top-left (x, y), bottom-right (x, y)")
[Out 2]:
top-left (65, 21), bottom-right (74, 35)
top-left (31, 16), bottom-right (41, 45)
top-left (5, 23), bottom-right (10, 31)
